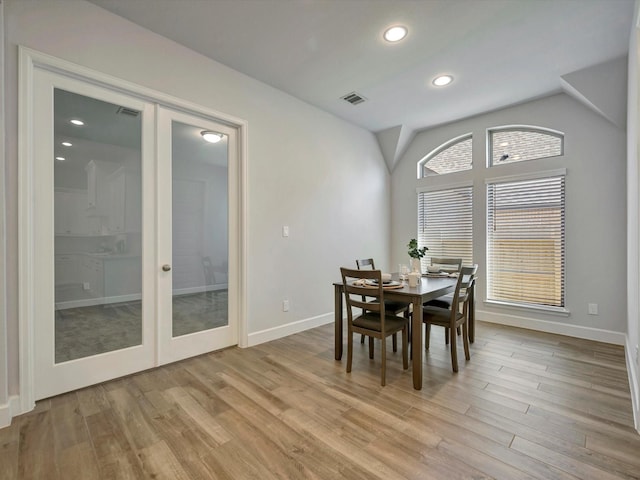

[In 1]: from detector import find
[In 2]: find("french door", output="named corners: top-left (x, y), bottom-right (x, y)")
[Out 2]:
top-left (31, 70), bottom-right (238, 400)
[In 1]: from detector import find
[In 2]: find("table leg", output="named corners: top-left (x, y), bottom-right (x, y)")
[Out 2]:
top-left (411, 296), bottom-right (423, 390)
top-left (335, 284), bottom-right (343, 360)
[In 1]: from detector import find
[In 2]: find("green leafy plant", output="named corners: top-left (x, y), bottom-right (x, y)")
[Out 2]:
top-left (407, 238), bottom-right (428, 259)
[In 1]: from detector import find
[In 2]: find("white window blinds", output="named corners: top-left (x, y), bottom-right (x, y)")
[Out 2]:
top-left (418, 186), bottom-right (473, 271)
top-left (486, 174), bottom-right (565, 308)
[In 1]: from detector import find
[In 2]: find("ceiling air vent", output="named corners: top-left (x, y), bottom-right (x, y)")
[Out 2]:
top-left (116, 106), bottom-right (140, 117)
top-left (341, 92), bottom-right (367, 106)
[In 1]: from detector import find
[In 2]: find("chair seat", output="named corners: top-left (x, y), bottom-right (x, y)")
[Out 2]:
top-left (422, 305), bottom-right (465, 327)
top-left (353, 313), bottom-right (407, 333)
top-left (424, 293), bottom-right (453, 309)
top-left (382, 300), bottom-right (411, 314)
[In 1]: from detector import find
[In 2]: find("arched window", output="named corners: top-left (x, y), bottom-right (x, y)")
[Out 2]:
top-left (488, 126), bottom-right (564, 167)
top-left (417, 133), bottom-right (472, 178)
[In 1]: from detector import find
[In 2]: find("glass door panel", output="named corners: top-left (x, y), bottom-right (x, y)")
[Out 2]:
top-left (171, 120), bottom-right (229, 337)
top-left (157, 109), bottom-right (237, 365)
top-left (53, 89), bottom-right (143, 362)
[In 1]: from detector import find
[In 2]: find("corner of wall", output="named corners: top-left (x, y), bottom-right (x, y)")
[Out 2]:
top-left (625, 336), bottom-right (640, 433)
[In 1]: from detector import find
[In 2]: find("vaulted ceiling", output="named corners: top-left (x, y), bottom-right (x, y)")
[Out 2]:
top-left (88, 0), bottom-right (635, 169)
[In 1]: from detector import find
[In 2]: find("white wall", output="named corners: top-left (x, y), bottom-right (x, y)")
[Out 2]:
top-left (392, 92), bottom-right (627, 342)
top-left (2, 0), bottom-right (390, 404)
top-left (626, 0), bottom-right (640, 431)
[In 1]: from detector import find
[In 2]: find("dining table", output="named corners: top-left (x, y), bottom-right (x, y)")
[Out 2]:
top-left (333, 273), bottom-right (458, 390)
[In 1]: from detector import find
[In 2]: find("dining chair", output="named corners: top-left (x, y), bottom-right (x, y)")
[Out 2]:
top-left (341, 267), bottom-right (409, 386)
top-left (422, 264), bottom-right (478, 372)
top-left (424, 257), bottom-right (463, 344)
top-left (356, 258), bottom-right (411, 355)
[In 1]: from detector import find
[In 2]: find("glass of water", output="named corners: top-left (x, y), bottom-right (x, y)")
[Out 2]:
top-left (399, 264), bottom-right (409, 282)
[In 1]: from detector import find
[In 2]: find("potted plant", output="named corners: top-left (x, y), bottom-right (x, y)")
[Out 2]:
top-left (407, 238), bottom-right (428, 273)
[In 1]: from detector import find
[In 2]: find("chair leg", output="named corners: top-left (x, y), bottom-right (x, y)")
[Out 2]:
top-left (369, 337), bottom-right (374, 359)
top-left (425, 323), bottom-right (431, 350)
top-left (347, 329), bottom-right (353, 373)
top-left (462, 320), bottom-right (470, 361)
top-left (361, 333), bottom-right (365, 344)
top-left (392, 333), bottom-right (398, 352)
top-left (402, 327), bottom-right (408, 370)
top-left (445, 327), bottom-right (449, 344)
top-left (457, 326), bottom-right (462, 336)
top-left (381, 334), bottom-right (386, 386)
top-left (450, 326), bottom-right (459, 372)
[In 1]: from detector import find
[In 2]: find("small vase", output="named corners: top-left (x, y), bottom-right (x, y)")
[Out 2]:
top-left (410, 258), bottom-right (422, 274)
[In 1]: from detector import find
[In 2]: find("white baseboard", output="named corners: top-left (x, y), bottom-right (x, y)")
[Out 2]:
top-left (476, 309), bottom-right (626, 345)
top-left (247, 312), bottom-right (334, 347)
top-left (625, 336), bottom-right (640, 433)
top-left (0, 395), bottom-right (23, 428)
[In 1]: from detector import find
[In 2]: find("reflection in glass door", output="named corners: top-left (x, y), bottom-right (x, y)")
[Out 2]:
top-left (53, 89), bottom-right (143, 363)
top-left (171, 120), bottom-right (228, 337)
top-left (157, 109), bottom-right (237, 365)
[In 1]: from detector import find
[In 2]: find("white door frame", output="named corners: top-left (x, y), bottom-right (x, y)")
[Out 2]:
top-left (18, 46), bottom-right (248, 413)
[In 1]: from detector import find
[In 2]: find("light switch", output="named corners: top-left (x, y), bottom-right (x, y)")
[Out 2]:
top-left (282, 225), bottom-right (289, 237)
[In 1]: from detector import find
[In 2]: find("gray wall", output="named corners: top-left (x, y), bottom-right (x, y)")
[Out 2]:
top-left (2, 0), bottom-right (391, 400)
top-left (392, 93), bottom-right (627, 336)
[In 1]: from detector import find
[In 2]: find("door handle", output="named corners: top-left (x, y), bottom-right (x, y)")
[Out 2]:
top-left (162, 264), bottom-right (171, 272)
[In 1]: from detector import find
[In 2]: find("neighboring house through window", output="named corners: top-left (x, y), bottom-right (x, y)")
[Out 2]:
top-left (417, 133), bottom-right (472, 178)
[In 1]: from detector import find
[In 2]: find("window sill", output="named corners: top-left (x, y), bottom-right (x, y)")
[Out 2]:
top-left (484, 299), bottom-right (570, 317)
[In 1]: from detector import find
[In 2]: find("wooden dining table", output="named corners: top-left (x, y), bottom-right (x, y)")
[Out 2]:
top-left (333, 273), bottom-right (457, 390)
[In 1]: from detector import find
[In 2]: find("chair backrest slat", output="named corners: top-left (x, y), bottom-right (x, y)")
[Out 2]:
top-left (431, 257), bottom-right (463, 273)
top-left (341, 267), bottom-right (386, 325)
top-left (356, 258), bottom-right (375, 270)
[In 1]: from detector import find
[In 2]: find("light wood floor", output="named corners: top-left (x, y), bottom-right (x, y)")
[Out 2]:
top-left (2, 321), bottom-right (639, 479)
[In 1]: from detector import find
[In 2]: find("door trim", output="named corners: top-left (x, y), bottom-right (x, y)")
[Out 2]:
top-left (18, 46), bottom-right (248, 413)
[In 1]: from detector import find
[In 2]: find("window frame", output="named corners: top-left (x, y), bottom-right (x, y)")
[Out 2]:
top-left (417, 132), bottom-right (473, 178)
top-left (487, 125), bottom-right (564, 168)
top-left (485, 169), bottom-right (568, 315)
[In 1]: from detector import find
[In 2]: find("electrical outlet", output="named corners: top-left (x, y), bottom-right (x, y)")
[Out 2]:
top-left (587, 303), bottom-right (598, 315)
top-left (282, 225), bottom-right (289, 237)
top-left (83, 282), bottom-right (90, 291)
top-left (283, 299), bottom-right (289, 312)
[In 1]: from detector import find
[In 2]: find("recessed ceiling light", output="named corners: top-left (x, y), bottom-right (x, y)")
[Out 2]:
top-left (432, 75), bottom-right (453, 87)
top-left (70, 119), bottom-right (84, 126)
top-left (61, 142), bottom-right (72, 147)
top-left (55, 156), bottom-right (66, 161)
top-left (384, 26), bottom-right (408, 43)
top-left (499, 142), bottom-right (509, 147)
top-left (201, 131), bottom-right (223, 143)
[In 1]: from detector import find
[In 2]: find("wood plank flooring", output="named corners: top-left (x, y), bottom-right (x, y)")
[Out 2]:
top-left (2, 321), bottom-right (640, 479)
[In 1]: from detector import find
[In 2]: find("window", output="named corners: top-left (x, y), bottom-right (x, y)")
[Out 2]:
top-left (489, 126), bottom-right (563, 167)
top-left (486, 172), bottom-right (566, 310)
top-left (418, 186), bottom-right (473, 271)
top-left (418, 133), bottom-right (472, 178)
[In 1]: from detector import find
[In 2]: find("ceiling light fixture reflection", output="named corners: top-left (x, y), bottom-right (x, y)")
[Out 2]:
top-left (384, 26), bottom-right (408, 42)
top-left (55, 156), bottom-right (66, 161)
top-left (432, 75), bottom-right (453, 87)
top-left (70, 119), bottom-right (84, 126)
top-left (201, 131), bottom-right (223, 143)
top-left (61, 142), bottom-right (72, 147)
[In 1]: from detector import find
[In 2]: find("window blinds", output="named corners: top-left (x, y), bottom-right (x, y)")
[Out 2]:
top-left (417, 186), bottom-right (473, 271)
top-left (486, 175), bottom-right (565, 308)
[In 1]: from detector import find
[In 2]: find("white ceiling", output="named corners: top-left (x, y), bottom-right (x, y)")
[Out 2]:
top-left (87, 0), bottom-right (634, 135)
